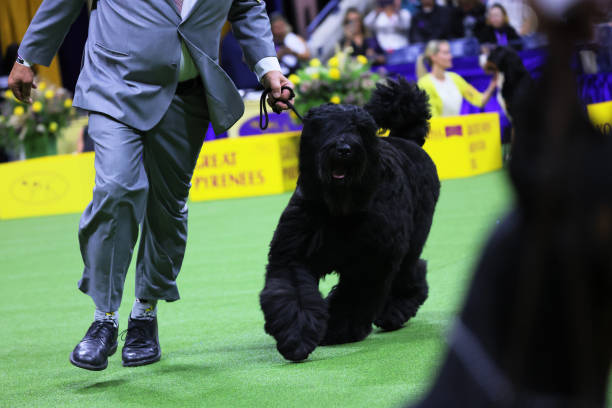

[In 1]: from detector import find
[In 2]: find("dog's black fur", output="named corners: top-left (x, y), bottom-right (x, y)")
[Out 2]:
top-left (414, 5), bottom-right (612, 407)
top-left (485, 46), bottom-right (533, 122)
top-left (259, 78), bottom-right (440, 362)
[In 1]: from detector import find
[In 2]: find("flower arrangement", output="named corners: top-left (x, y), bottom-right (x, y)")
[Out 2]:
top-left (287, 50), bottom-right (386, 120)
top-left (0, 81), bottom-right (74, 159)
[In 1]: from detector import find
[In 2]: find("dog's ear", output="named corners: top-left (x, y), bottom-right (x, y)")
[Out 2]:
top-left (355, 111), bottom-right (379, 139)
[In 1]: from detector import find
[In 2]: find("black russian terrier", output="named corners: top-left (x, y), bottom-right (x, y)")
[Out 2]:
top-left (260, 78), bottom-right (440, 362)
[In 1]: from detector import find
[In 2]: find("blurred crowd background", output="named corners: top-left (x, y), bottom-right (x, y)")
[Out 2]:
top-left (0, 0), bottom-right (611, 162)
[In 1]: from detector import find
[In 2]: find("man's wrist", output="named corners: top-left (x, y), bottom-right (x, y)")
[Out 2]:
top-left (254, 57), bottom-right (282, 83)
top-left (16, 54), bottom-right (32, 68)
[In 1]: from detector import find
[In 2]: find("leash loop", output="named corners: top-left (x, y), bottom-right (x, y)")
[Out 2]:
top-left (259, 86), bottom-right (304, 130)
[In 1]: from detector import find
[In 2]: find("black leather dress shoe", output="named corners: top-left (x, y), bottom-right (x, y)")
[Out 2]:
top-left (122, 317), bottom-right (161, 367)
top-left (70, 320), bottom-right (118, 371)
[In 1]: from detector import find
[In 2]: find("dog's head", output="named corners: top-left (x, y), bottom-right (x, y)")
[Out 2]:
top-left (298, 103), bottom-right (380, 215)
top-left (484, 46), bottom-right (528, 79)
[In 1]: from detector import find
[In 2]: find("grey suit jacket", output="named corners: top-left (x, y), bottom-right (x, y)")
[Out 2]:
top-left (18, 0), bottom-right (276, 134)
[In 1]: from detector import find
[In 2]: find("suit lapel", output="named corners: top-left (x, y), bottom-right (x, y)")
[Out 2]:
top-left (165, 0), bottom-right (181, 17)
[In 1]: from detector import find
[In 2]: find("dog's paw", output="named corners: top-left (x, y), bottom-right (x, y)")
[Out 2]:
top-left (260, 277), bottom-right (328, 361)
top-left (373, 297), bottom-right (411, 331)
top-left (320, 319), bottom-right (372, 346)
top-left (374, 295), bottom-right (423, 331)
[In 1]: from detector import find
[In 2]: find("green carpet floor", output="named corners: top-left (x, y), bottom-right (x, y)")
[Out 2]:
top-left (0, 170), bottom-right (513, 408)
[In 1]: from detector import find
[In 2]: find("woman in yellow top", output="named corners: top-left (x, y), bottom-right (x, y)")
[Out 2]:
top-left (416, 40), bottom-right (497, 117)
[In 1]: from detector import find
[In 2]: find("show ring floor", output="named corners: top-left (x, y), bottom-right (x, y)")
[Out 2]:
top-left (2, 171), bottom-right (515, 407)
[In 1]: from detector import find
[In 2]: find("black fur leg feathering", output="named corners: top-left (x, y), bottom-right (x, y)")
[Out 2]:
top-left (260, 273), bottom-right (329, 362)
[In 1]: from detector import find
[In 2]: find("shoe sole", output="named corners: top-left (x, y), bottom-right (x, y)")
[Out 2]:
top-left (122, 352), bottom-right (161, 367)
top-left (69, 343), bottom-right (118, 371)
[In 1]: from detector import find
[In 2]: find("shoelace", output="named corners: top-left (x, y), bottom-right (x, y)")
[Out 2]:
top-left (85, 321), bottom-right (115, 341)
top-left (259, 86), bottom-right (303, 130)
top-left (119, 325), bottom-right (148, 344)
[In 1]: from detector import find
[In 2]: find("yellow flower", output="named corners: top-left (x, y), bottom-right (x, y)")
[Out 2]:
top-left (48, 122), bottom-right (58, 133)
top-left (44, 90), bottom-right (55, 99)
top-left (64, 98), bottom-right (73, 108)
top-left (4, 90), bottom-right (14, 100)
top-left (329, 68), bottom-right (341, 80)
top-left (32, 101), bottom-right (43, 113)
top-left (356, 55), bottom-right (368, 65)
top-left (288, 74), bottom-right (300, 85)
top-left (309, 58), bottom-right (321, 68)
top-left (330, 95), bottom-right (341, 104)
top-left (328, 56), bottom-right (339, 68)
top-left (14, 106), bottom-right (25, 116)
top-left (311, 73), bottom-right (320, 80)
top-left (37, 82), bottom-right (47, 91)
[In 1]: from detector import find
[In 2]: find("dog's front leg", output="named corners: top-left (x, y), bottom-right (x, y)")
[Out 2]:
top-left (260, 263), bottom-right (328, 362)
top-left (321, 263), bottom-right (395, 345)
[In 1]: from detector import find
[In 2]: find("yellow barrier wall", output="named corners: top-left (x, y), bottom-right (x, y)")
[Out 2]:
top-left (424, 112), bottom-right (502, 179)
top-left (0, 112), bottom-right (501, 219)
top-left (0, 152), bottom-right (95, 219)
top-left (588, 101), bottom-right (612, 136)
top-left (190, 132), bottom-right (299, 201)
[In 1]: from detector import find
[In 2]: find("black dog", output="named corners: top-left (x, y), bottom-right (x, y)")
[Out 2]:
top-left (484, 46), bottom-right (533, 122)
top-left (260, 78), bottom-right (440, 362)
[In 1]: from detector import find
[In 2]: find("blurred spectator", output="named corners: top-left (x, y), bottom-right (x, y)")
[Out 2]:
top-left (478, 3), bottom-right (523, 50)
top-left (416, 40), bottom-right (497, 117)
top-left (364, 0), bottom-right (412, 53)
top-left (339, 8), bottom-right (386, 65)
top-left (409, 0), bottom-right (459, 44)
top-left (452, 0), bottom-right (487, 38)
top-left (486, 0), bottom-right (537, 35)
top-left (401, 0), bottom-right (421, 14)
top-left (270, 13), bottom-right (311, 75)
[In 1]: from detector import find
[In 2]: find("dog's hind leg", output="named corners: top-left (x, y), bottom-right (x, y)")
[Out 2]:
top-left (374, 258), bottom-right (429, 331)
top-left (321, 262), bottom-right (396, 345)
top-left (260, 264), bottom-right (329, 362)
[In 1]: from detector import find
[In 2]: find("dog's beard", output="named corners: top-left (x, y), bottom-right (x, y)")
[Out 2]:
top-left (317, 147), bottom-right (369, 215)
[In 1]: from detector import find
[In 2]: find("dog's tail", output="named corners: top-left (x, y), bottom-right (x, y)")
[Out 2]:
top-left (364, 76), bottom-right (432, 146)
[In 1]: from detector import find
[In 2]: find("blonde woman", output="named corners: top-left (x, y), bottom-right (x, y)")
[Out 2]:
top-left (416, 40), bottom-right (497, 117)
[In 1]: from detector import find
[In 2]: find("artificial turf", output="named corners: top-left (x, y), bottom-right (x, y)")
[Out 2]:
top-left (0, 170), bottom-right (513, 408)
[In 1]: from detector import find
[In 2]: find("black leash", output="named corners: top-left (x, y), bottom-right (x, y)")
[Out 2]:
top-left (259, 86), bottom-right (304, 130)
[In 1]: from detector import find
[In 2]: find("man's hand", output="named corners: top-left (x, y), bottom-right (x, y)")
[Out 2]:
top-left (8, 62), bottom-right (36, 104)
top-left (262, 71), bottom-right (294, 113)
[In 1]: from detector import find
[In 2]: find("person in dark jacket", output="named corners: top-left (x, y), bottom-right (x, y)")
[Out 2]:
top-left (451, 0), bottom-right (487, 38)
top-left (409, 0), bottom-right (459, 44)
top-left (478, 3), bottom-right (523, 50)
top-left (339, 7), bottom-right (386, 65)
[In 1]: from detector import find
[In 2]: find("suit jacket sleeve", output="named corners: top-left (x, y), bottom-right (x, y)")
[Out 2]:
top-left (18, 0), bottom-right (87, 66)
top-left (228, 0), bottom-right (277, 72)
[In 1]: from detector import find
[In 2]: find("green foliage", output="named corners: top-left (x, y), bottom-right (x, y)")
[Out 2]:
top-left (288, 51), bottom-right (386, 120)
top-left (0, 80), bottom-right (75, 157)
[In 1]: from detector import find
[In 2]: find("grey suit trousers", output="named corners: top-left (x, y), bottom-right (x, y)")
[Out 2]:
top-left (78, 86), bottom-right (210, 312)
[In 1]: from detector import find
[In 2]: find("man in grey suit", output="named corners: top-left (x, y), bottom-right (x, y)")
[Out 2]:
top-left (9, 0), bottom-right (294, 371)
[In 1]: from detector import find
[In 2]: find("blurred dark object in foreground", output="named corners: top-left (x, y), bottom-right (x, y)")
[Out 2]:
top-left (411, 1), bottom-right (612, 407)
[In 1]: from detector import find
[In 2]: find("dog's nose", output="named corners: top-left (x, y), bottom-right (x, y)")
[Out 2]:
top-left (336, 143), bottom-right (352, 157)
